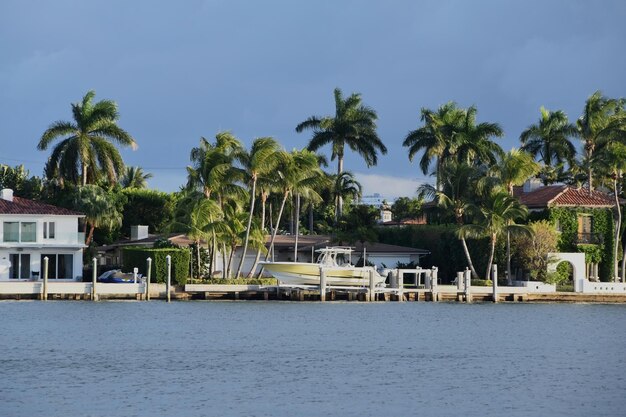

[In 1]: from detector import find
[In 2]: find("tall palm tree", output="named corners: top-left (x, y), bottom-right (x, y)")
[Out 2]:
top-left (296, 87), bottom-right (386, 218)
top-left (235, 137), bottom-right (282, 279)
top-left (520, 106), bottom-right (577, 185)
top-left (453, 105), bottom-right (504, 167)
top-left (594, 142), bottom-right (626, 281)
top-left (38, 90), bottom-right (137, 186)
top-left (120, 166), bottom-right (153, 189)
top-left (578, 91), bottom-right (626, 193)
top-left (187, 132), bottom-right (245, 276)
top-left (404, 103), bottom-right (502, 189)
top-left (404, 102), bottom-right (462, 189)
top-left (417, 162), bottom-right (482, 279)
top-left (458, 192), bottom-right (530, 281)
top-left (74, 185), bottom-right (123, 246)
top-left (263, 149), bottom-right (322, 264)
top-left (482, 149), bottom-right (540, 282)
top-left (171, 193), bottom-right (223, 280)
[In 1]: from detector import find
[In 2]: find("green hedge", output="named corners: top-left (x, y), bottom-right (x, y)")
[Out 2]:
top-left (122, 247), bottom-right (190, 285)
top-left (376, 225), bottom-right (505, 281)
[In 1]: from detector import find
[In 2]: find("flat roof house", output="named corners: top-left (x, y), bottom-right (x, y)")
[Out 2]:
top-left (0, 189), bottom-right (85, 281)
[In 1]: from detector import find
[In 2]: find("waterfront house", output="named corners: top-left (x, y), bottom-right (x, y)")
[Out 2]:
top-left (0, 189), bottom-right (85, 281)
top-left (513, 180), bottom-right (622, 280)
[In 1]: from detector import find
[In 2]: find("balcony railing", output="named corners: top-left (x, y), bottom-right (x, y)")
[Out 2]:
top-left (575, 232), bottom-right (603, 245)
top-left (0, 232), bottom-right (86, 246)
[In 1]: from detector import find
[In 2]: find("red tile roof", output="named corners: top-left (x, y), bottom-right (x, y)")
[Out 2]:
top-left (514, 185), bottom-right (616, 208)
top-left (0, 196), bottom-right (83, 216)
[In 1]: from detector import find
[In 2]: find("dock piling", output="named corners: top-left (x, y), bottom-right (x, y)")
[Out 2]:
top-left (146, 257), bottom-right (152, 301)
top-left (92, 258), bottom-right (98, 301)
top-left (166, 255), bottom-right (171, 303)
top-left (319, 267), bottom-right (327, 302)
top-left (368, 269), bottom-right (375, 302)
top-left (42, 256), bottom-right (48, 301)
top-left (491, 264), bottom-right (498, 303)
top-left (464, 269), bottom-right (472, 303)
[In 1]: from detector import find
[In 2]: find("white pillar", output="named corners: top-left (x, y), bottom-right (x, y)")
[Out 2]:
top-left (146, 257), bottom-right (152, 301)
top-left (166, 255), bottom-right (172, 303)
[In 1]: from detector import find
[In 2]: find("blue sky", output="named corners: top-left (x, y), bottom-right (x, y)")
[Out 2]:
top-left (1, 0), bottom-right (625, 197)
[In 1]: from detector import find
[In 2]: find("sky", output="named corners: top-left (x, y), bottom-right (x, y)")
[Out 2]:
top-left (1, 0), bottom-right (625, 198)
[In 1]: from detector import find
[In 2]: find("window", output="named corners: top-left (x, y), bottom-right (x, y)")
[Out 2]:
top-left (43, 222), bottom-right (55, 239)
top-left (40, 254), bottom-right (73, 279)
top-left (3, 222), bottom-right (19, 242)
top-left (3, 221), bottom-right (37, 242)
top-left (9, 253), bottom-right (31, 279)
top-left (21, 222), bottom-right (36, 242)
top-left (578, 214), bottom-right (593, 234)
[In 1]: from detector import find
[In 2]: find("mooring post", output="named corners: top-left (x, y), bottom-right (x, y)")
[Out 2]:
top-left (319, 266), bottom-right (326, 302)
top-left (166, 254), bottom-right (172, 303)
top-left (368, 268), bottom-right (375, 302)
top-left (431, 267), bottom-right (439, 302)
top-left (491, 264), bottom-right (498, 303)
top-left (464, 268), bottom-right (472, 303)
top-left (146, 257), bottom-right (152, 301)
top-left (397, 269), bottom-right (404, 302)
top-left (456, 272), bottom-right (463, 291)
top-left (133, 267), bottom-right (138, 284)
top-left (42, 256), bottom-right (49, 301)
top-left (92, 257), bottom-right (98, 301)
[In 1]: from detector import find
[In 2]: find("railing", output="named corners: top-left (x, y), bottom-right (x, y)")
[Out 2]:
top-left (0, 232), bottom-right (86, 246)
top-left (575, 232), bottom-right (603, 245)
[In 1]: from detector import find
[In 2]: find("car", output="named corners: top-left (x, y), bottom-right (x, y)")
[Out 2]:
top-left (97, 269), bottom-right (142, 283)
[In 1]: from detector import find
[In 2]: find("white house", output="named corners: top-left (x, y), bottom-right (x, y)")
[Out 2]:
top-left (0, 189), bottom-right (85, 281)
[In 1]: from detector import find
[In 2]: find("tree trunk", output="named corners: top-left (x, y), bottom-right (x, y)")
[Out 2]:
top-left (337, 156), bottom-right (344, 219)
top-left (236, 178), bottom-right (257, 278)
top-left (85, 223), bottom-right (95, 246)
top-left (506, 229), bottom-right (511, 285)
top-left (485, 234), bottom-right (497, 281)
top-left (82, 162), bottom-right (88, 187)
top-left (222, 242), bottom-right (228, 279)
top-left (308, 202), bottom-right (314, 233)
top-left (196, 240), bottom-right (201, 280)
top-left (257, 190), bottom-right (289, 278)
top-left (294, 194), bottom-right (300, 262)
top-left (613, 176), bottom-right (621, 282)
top-left (461, 237), bottom-right (479, 279)
top-left (247, 193), bottom-right (267, 278)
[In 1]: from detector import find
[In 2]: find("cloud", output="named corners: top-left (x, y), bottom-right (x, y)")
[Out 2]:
top-left (354, 172), bottom-right (433, 199)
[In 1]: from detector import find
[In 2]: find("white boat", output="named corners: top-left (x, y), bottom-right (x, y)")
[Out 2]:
top-left (260, 247), bottom-right (387, 287)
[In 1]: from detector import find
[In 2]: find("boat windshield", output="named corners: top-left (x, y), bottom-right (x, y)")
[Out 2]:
top-left (315, 247), bottom-right (353, 267)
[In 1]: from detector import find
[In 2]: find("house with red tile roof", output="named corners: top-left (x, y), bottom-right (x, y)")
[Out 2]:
top-left (0, 189), bottom-right (85, 281)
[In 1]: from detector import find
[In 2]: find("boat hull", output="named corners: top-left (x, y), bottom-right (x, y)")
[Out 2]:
top-left (260, 262), bottom-right (386, 287)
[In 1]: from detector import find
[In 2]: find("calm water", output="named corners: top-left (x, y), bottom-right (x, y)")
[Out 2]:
top-left (1, 301), bottom-right (625, 417)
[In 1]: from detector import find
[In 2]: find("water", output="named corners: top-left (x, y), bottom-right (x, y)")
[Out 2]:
top-left (1, 301), bottom-right (625, 417)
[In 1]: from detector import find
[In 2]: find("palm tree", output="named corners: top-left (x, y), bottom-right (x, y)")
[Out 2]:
top-left (331, 171), bottom-right (362, 223)
top-left (458, 192), bottom-right (530, 281)
top-left (594, 142), bottom-right (626, 281)
top-left (482, 149), bottom-right (540, 282)
top-left (74, 185), bottom-right (122, 246)
top-left (263, 149), bottom-right (322, 264)
top-left (520, 106), bottom-right (578, 184)
top-left (235, 137), bottom-right (282, 279)
top-left (187, 132), bottom-right (245, 276)
top-left (120, 166), bottom-right (153, 189)
top-left (171, 193), bottom-right (223, 280)
top-left (404, 102), bottom-right (462, 189)
top-left (417, 162), bottom-right (482, 279)
top-left (453, 105), bottom-right (504, 167)
top-left (38, 90), bottom-right (137, 186)
top-left (578, 91), bottom-right (626, 193)
top-left (404, 103), bottom-right (502, 189)
top-left (296, 87), bottom-right (386, 218)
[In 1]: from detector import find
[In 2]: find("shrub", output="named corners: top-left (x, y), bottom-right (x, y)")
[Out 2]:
top-left (122, 247), bottom-right (190, 285)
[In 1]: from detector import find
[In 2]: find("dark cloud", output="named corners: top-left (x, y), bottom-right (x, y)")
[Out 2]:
top-left (0, 0), bottom-right (624, 194)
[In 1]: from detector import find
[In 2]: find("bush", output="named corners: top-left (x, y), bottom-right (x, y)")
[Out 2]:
top-left (471, 279), bottom-right (493, 286)
top-left (121, 247), bottom-right (190, 285)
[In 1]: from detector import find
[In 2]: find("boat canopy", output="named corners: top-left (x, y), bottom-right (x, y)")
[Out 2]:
top-left (315, 247), bottom-right (354, 267)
